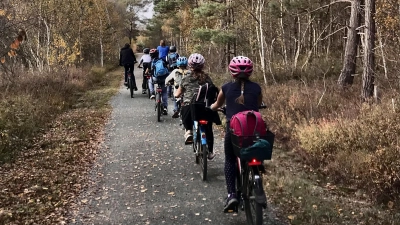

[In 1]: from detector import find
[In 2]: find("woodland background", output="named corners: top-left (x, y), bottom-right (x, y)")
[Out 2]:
top-left (1, 0), bottom-right (400, 223)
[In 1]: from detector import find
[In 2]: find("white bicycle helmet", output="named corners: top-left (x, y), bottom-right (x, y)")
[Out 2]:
top-left (188, 53), bottom-right (205, 70)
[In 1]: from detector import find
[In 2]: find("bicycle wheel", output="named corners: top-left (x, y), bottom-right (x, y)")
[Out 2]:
top-left (243, 167), bottom-right (263, 225)
top-left (129, 76), bottom-right (134, 98)
top-left (156, 93), bottom-right (161, 122)
top-left (147, 81), bottom-right (151, 99)
top-left (200, 144), bottom-right (208, 181)
top-left (194, 132), bottom-right (200, 164)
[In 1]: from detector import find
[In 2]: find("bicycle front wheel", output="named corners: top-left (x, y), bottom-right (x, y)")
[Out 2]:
top-left (243, 167), bottom-right (263, 225)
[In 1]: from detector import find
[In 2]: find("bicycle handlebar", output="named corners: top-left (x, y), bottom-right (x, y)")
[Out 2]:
top-left (216, 102), bottom-right (267, 115)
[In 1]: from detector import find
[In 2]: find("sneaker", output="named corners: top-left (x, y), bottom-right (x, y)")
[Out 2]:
top-left (124, 82), bottom-right (128, 86)
top-left (142, 90), bottom-right (146, 94)
top-left (134, 87), bottom-right (138, 91)
top-left (172, 111), bottom-right (179, 118)
top-left (184, 130), bottom-right (193, 145)
top-left (223, 194), bottom-right (238, 213)
top-left (163, 107), bottom-right (168, 115)
top-left (150, 93), bottom-right (155, 99)
top-left (208, 152), bottom-right (216, 160)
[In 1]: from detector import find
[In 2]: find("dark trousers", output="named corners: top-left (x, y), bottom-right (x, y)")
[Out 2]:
top-left (181, 105), bottom-right (214, 152)
top-left (124, 64), bottom-right (137, 88)
top-left (224, 122), bottom-right (236, 194)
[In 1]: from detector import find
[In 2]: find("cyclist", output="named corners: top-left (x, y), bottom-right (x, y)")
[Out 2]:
top-left (166, 46), bottom-right (180, 98)
top-left (210, 56), bottom-right (262, 212)
top-left (165, 56), bottom-right (188, 118)
top-left (174, 53), bottom-right (220, 159)
top-left (157, 40), bottom-right (170, 60)
top-left (119, 43), bottom-right (137, 90)
top-left (145, 48), bottom-right (169, 115)
top-left (138, 48), bottom-right (152, 94)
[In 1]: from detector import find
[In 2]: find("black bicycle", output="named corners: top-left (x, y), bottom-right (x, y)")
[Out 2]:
top-left (220, 105), bottom-right (274, 225)
top-left (127, 70), bottom-right (135, 98)
top-left (153, 81), bottom-right (165, 122)
top-left (139, 63), bottom-right (151, 98)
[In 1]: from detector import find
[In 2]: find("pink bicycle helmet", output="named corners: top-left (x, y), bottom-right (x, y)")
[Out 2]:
top-left (229, 56), bottom-right (253, 78)
top-left (188, 53), bottom-right (205, 70)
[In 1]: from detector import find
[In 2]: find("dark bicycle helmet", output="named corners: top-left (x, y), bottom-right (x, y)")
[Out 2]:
top-left (149, 48), bottom-right (158, 58)
top-left (143, 48), bottom-right (150, 54)
top-left (170, 46), bottom-right (177, 52)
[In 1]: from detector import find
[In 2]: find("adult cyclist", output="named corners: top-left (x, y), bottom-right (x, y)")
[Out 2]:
top-left (157, 40), bottom-right (170, 60)
top-left (138, 48), bottom-right (152, 94)
top-left (145, 49), bottom-right (169, 115)
top-left (119, 43), bottom-right (137, 90)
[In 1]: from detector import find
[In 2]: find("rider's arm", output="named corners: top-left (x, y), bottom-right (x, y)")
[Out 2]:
top-left (210, 90), bottom-right (225, 111)
top-left (174, 86), bottom-right (183, 98)
top-left (165, 70), bottom-right (175, 85)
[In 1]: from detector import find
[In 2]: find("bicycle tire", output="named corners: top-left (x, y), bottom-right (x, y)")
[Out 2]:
top-left (200, 144), bottom-right (208, 181)
top-left (129, 76), bottom-right (134, 98)
top-left (147, 82), bottom-right (150, 99)
top-left (157, 98), bottom-right (161, 122)
top-left (194, 133), bottom-right (200, 164)
top-left (243, 167), bottom-right (263, 225)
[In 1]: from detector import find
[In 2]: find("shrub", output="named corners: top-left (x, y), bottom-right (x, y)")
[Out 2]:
top-left (296, 102), bottom-right (400, 202)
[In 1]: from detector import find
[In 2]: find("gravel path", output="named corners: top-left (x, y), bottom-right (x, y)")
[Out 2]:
top-left (70, 59), bottom-right (286, 225)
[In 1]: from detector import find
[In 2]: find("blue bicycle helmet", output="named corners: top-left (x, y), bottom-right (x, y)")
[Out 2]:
top-left (176, 56), bottom-right (188, 67)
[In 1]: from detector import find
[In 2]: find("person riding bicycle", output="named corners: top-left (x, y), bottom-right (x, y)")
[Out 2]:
top-left (165, 56), bottom-right (188, 118)
top-left (145, 48), bottom-right (169, 115)
top-left (119, 43), bottom-right (137, 90)
top-left (174, 53), bottom-right (220, 159)
top-left (166, 46), bottom-right (179, 97)
top-left (157, 40), bottom-right (170, 60)
top-left (138, 48), bottom-right (152, 94)
top-left (210, 56), bottom-right (263, 212)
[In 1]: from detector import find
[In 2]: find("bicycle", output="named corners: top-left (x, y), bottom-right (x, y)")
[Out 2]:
top-left (219, 105), bottom-right (274, 225)
top-left (138, 63), bottom-right (151, 98)
top-left (192, 100), bottom-right (213, 181)
top-left (125, 63), bottom-right (137, 98)
top-left (152, 79), bottom-right (166, 122)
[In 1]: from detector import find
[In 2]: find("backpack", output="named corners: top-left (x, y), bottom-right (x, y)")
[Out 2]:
top-left (230, 110), bottom-right (274, 160)
top-left (152, 59), bottom-right (169, 78)
top-left (168, 52), bottom-right (178, 68)
top-left (190, 82), bottom-right (218, 121)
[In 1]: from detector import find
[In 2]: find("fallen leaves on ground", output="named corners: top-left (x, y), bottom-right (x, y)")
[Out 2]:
top-left (0, 108), bottom-right (111, 224)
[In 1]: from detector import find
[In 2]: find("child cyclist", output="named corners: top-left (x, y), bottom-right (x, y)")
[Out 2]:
top-left (138, 48), bottom-right (152, 94)
top-left (166, 46), bottom-right (180, 98)
top-left (210, 56), bottom-right (263, 212)
top-left (145, 48), bottom-right (169, 115)
top-left (165, 56), bottom-right (188, 118)
top-left (174, 53), bottom-right (220, 160)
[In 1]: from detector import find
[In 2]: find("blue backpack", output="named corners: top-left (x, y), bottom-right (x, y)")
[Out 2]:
top-left (152, 59), bottom-right (169, 78)
top-left (168, 52), bottom-right (178, 68)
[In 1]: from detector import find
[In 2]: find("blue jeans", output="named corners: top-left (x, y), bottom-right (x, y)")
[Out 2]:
top-left (148, 77), bottom-right (168, 108)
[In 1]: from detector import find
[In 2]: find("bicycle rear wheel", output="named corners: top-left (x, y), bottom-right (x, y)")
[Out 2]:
top-left (243, 167), bottom-right (263, 225)
top-left (200, 144), bottom-right (208, 181)
top-left (129, 76), bottom-right (134, 98)
top-left (157, 99), bottom-right (161, 122)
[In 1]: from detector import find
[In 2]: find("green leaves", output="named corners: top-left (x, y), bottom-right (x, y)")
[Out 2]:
top-left (192, 28), bottom-right (235, 44)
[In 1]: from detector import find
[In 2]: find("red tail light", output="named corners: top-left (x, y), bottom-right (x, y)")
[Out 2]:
top-left (199, 120), bottom-right (208, 125)
top-left (248, 159), bottom-right (262, 166)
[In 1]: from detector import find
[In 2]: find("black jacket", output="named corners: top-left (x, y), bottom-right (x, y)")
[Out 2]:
top-left (120, 46), bottom-right (137, 66)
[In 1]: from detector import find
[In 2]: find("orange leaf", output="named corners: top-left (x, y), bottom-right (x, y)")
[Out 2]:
top-left (1, 57), bottom-right (5, 63)
top-left (10, 40), bottom-right (20, 50)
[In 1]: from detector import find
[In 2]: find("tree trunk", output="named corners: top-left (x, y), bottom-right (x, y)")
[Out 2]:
top-left (361, 0), bottom-right (376, 100)
top-left (338, 0), bottom-right (361, 88)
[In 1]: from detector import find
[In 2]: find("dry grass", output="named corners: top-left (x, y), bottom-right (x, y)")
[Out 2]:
top-left (0, 65), bottom-right (117, 162)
